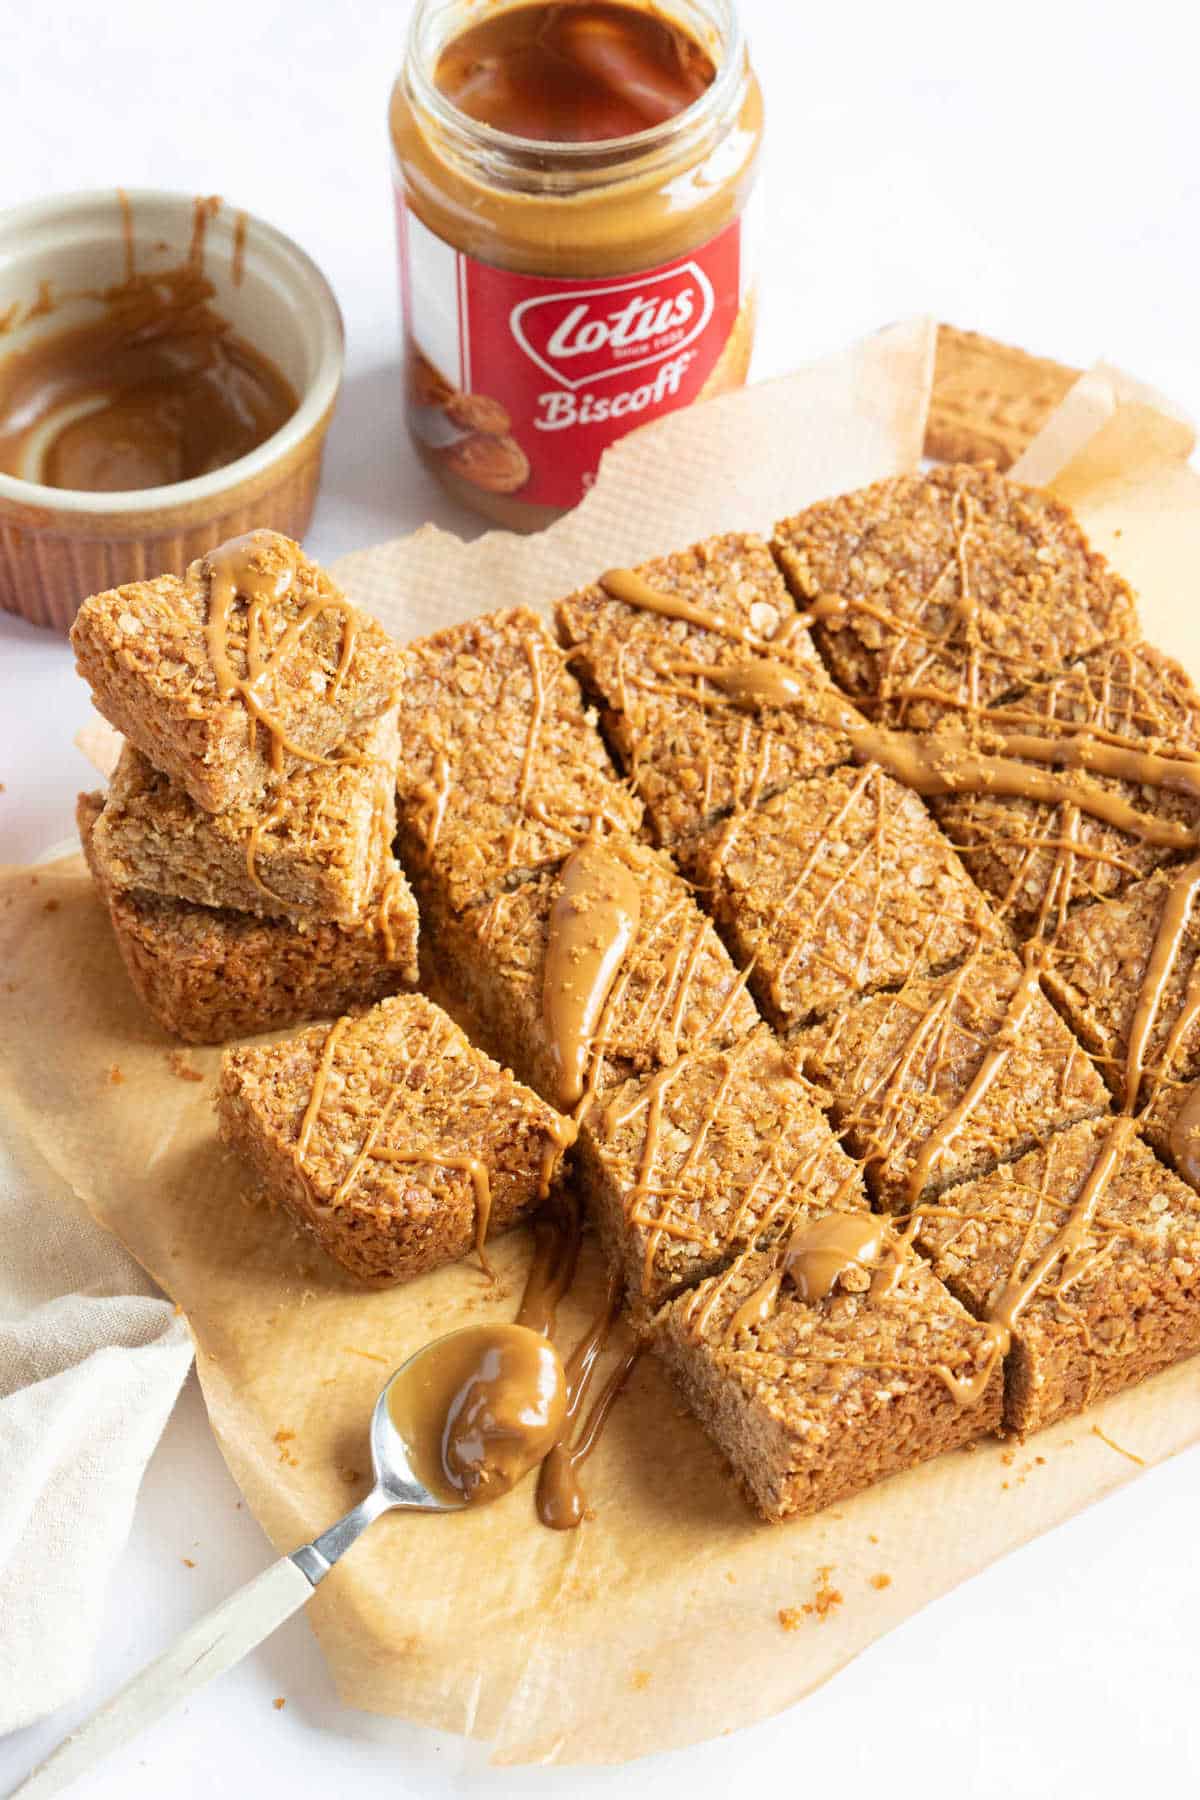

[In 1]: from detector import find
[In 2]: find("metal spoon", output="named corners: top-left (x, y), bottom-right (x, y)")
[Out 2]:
top-left (14, 1324), bottom-right (565, 1798)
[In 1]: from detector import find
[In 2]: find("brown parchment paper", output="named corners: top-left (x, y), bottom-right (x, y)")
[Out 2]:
top-left (5, 317), bottom-right (1200, 1767)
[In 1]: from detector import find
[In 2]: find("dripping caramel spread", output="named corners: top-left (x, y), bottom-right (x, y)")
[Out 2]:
top-left (679, 659), bottom-right (808, 710)
top-left (0, 267), bottom-right (296, 492)
top-left (70, 531), bottom-right (398, 814)
top-left (581, 1025), bottom-right (868, 1313)
top-left (430, 834), bottom-right (757, 1113)
top-left (655, 1224), bottom-right (1003, 1524)
top-left (542, 833), bottom-right (642, 1107)
top-left (434, 2), bottom-right (715, 142)
top-left (510, 1195), bottom-right (639, 1531)
top-left (848, 724), bottom-right (1200, 850)
top-left (538, 1339), bottom-right (639, 1528)
top-left (780, 1214), bottom-right (889, 1306)
top-left (387, 1324), bottom-right (568, 1505)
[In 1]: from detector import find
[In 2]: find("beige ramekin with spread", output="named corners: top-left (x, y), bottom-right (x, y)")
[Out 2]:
top-left (390, 0), bottom-right (763, 532)
top-left (0, 190), bottom-right (343, 633)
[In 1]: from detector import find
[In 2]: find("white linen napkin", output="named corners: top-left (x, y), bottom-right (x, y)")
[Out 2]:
top-left (0, 1108), bottom-right (193, 1733)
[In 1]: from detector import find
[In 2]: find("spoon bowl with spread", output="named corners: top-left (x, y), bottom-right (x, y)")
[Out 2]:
top-left (15, 1323), bottom-right (567, 1799)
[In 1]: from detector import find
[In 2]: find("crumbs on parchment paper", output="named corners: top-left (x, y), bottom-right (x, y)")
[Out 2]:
top-left (166, 1049), bottom-right (205, 1082)
top-left (273, 1428), bottom-right (299, 1468)
top-left (778, 1565), bottom-right (843, 1629)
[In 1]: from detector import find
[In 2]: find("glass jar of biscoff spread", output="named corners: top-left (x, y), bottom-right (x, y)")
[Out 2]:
top-left (390, 0), bottom-right (763, 530)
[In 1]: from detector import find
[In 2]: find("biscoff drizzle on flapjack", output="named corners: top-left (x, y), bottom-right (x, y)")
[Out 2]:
top-left (699, 759), bottom-right (997, 1025)
top-left (601, 559), bottom-right (1192, 1390)
top-left (542, 828), bottom-right (643, 1110)
top-left (202, 532), bottom-right (369, 774)
top-left (408, 623), bottom-right (638, 889)
top-left (525, 826), bottom-right (750, 1521)
top-left (272, 501), bottom-right (1200, 1517)
top-left (375, 536), bottom-right (1185, 1442)
top-left (286, 998), bottom-right (631, 1529)
top-left (599, 561), bottom-right (1200, 894)
top-left (597, 564), bottom-right (842, 828)
top-left (679, 1206), bottom-right (1003, 1408)
top-left (680, 857), bottom-right (1200, 1403)
top-left (773, 467), bottom-right (1143, 727)
top-left (238, 730), bottom-right (404, 937)
top-left (471, 828), bottom-right (755, 1123)
top-left (597, 1034), bottom-right (862, 1301)
top-left (289, 1012), bottom-right (574, 1277)
top-left (925, 643), bottom-right (1200, 937)
top-left (570, 564), bottom-right (1131, 1403)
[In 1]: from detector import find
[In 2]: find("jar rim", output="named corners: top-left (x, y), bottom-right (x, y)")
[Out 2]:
top-left (403, 0), bottom-right (748, 182)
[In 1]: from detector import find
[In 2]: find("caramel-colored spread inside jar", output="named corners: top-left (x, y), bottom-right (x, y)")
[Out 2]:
top-left (0, 267), bottom-right (297, 492)
top-left (391, 0), bottom-right (762, 529)
top-left (434, 2), bottom-right (716, 141)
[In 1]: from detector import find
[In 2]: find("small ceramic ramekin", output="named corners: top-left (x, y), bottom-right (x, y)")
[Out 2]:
top-left (0, 189), bottom-right (343, 633)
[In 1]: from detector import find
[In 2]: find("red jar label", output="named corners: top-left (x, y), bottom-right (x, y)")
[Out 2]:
top-left (396, 196), bottom-right (746, 509)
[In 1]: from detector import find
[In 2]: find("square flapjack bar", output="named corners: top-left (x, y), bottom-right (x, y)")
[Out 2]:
top-left (577, 1023), bottom-right (867, 1315)
top-left (554, 533), bottom-right (861, 847)
top-left (89, 707), bottom-right (399, 924)
top-left (217, 993), bottom-right (572, 1285)
top-left (392, 607), bottom-right (643, 915)
top-left (930, 643), bottom-right (1200, 938)
top-left (424, 834), bottom-right (759, 1110)
top-left (654, 1217), bottom-right (1002, 1522)
top-left (771, 465), bottom-right (1139, 726)
top-left (71, 531), bottom-right (398, 813)
top-left (78, 792), bottom-right (418, 1045)
top-left (916, 1118), bottom-right (1200, 1434)
top-left (792, 949), bottom-right (1111, 1215)
top-left (688, 763), bottom-right (1004, 1032)
top-left (1043, 865), bottom-right (1200, 1181)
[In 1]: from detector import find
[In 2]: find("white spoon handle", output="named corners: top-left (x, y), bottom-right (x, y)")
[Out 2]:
top-left (14, 1557), bottom-right (313, 1798)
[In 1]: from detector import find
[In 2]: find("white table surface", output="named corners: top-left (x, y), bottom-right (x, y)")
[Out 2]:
top-left (2, 1), bottom-right (1199, 1793)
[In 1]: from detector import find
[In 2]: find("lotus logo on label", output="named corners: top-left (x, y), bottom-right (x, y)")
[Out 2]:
top-left (510, 264), bottom-right (716, 392)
